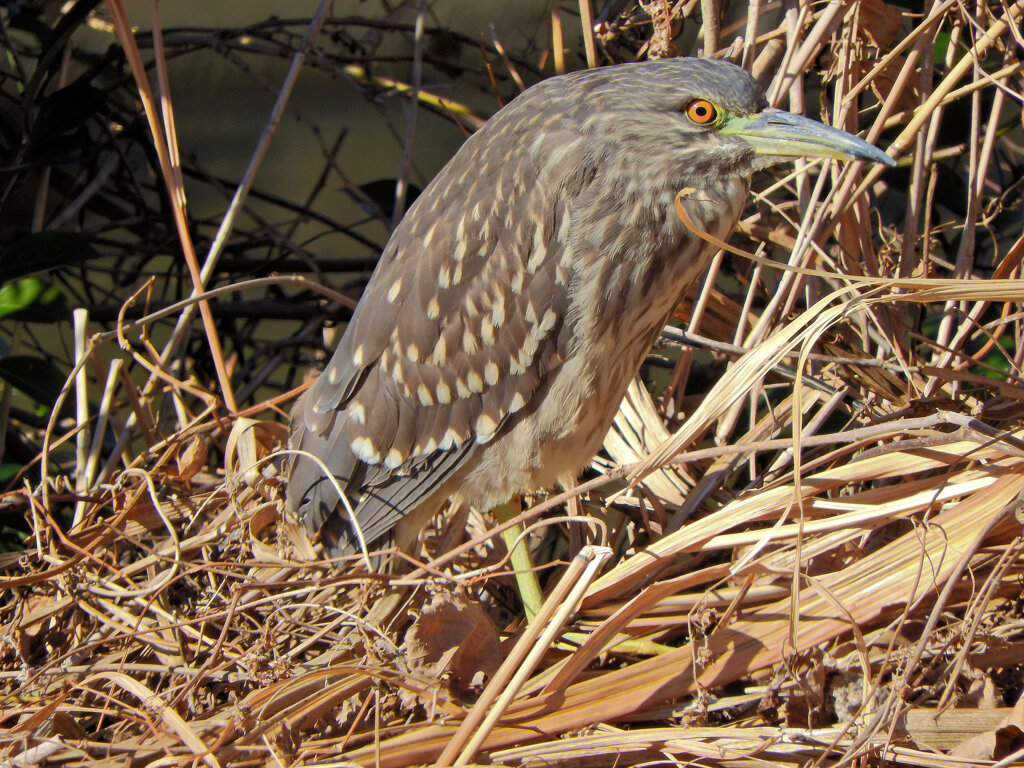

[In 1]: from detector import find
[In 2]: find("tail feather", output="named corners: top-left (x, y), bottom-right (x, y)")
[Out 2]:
top-left (287, 386), bottom-right (479, 556)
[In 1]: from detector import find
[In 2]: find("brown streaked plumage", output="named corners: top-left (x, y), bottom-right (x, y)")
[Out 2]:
top-left (287, 57), bottom-right (894, 555)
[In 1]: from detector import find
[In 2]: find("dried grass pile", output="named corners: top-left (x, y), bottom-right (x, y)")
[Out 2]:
top-left (2, 1), bottom-right (1024, 766)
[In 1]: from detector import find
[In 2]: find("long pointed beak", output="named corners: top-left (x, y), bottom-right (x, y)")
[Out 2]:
top-left (722, 108), bottom-right (895, 166)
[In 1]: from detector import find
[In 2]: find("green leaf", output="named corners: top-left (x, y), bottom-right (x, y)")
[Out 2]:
top-left (0, 231), bottom-right (101, 285)
top-left (0, 355), bottom-right (67, 407)
top-left (0, 278), bottom-right (45, 315)
top-left (933, 32), bottom-right (951, 66)
top-left (0, 278), bottom-right (70, 322)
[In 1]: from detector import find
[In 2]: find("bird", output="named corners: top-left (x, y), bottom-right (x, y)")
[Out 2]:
top-left (286, 56), bottom-right (894, 556)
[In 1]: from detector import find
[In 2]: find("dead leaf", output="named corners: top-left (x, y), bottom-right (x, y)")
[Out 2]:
top-left (951, 693), bottom-right (1024, 759)
top-left (404, 587), bottom-right (501, 697)
top-left (856, 0), bottom-right (903, 48)
top-left (961, 675), bottom-right (1003, 710)
top-left (781, 651), bottom-right (829, 728)
top-left (172, 435), bottom-right (207, 481)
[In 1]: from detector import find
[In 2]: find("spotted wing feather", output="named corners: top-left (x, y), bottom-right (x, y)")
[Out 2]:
top-left (287, 121), bottom-right (579, 554)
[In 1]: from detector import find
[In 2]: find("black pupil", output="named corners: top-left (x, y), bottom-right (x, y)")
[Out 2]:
top-left (695, 104), bottom-right (708, 117)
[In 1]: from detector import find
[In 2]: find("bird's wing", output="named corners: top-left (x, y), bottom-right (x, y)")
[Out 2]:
top-left (287, 146), bottom-right (576, 554)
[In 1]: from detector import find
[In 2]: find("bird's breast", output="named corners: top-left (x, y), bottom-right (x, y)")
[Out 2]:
top-left (548, 174), bottom-right (749, 446)
top-left (457, 175), bottom-right (749, 507)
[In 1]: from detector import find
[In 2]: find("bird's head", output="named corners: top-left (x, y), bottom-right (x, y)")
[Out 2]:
top-left (559, 57), bottom-right (894, 186)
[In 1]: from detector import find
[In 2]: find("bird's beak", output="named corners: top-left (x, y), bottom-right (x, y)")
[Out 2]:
top-left (722, 108), bottom-right (895, 166)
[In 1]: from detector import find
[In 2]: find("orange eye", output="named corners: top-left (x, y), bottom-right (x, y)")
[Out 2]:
top-left (686, 99), bottom-right (718, 125)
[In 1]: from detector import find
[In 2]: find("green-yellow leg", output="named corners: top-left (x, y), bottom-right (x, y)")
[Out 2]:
top-left (493, 501), bottom-right (676, 654)
top-left (494, 499), bottom-right (543, 623)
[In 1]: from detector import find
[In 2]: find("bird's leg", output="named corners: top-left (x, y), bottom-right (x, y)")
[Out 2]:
top-left (493, 497), bottom-right (544, 623)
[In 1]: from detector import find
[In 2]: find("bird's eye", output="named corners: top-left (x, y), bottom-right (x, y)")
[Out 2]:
top-left (685, 99), bottom-right (718, 125)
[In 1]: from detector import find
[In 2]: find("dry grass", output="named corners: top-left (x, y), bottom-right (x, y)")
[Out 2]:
top-left (3, 1), bottom-right (1024, 766)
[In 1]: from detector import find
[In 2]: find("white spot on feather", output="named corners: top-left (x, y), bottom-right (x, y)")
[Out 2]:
top-left (439, 427), bottom-right (462, 450)
top-left (526, 234), bottom-right (546, 274)
top-left (351, 436), bottom-right (380, 464)
top-left (491, 294), bottom-right (506, 327)
top-left (392, 357), bottom-right (406, 385)
top-left (484, 362), bottom-right (499, 385)
top-left (527, 332), bottom-right (544, 358)
top-left (481, 318), bottom-right (495, 346)
top-left (417, 384), bottom-right (434, 406)
top-left (475, 414), bottom-right (498, 442)
top-left (432, 336), bottom-right (447, 364)
top-left (348, 401), bottom-right (366, 424)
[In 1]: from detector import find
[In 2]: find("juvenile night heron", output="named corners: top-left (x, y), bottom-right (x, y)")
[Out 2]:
top-left (287, 57), bottom-right (893, 555)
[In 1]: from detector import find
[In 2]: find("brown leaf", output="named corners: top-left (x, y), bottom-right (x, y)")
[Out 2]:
top-left (961, 675), bottom-right (1003, 710)
top-left (404, 588), bottom-right (501, 696)
top-left (781, 651), bottom-right (828, 728)
top-left (856, 0), bottom-right (903, 48)
top-left (951, 693), bottom-right (1024, 759)
top-left (175, 435), bottom-right (208, 480)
